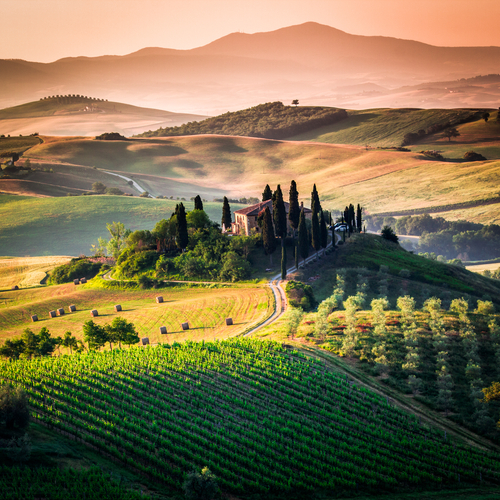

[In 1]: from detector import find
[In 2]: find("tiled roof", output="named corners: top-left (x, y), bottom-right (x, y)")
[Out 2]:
top-left (234, 199), bottom-right (311, 216)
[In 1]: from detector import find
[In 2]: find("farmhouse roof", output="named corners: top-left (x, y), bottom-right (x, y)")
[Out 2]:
top-left (234, 199), bottom-right (312, 216)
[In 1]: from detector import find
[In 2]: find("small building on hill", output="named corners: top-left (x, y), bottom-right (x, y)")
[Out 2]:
top-left (231, 199), bottom-right (312, 236)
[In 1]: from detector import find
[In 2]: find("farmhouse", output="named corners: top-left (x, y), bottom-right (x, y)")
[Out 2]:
top-left (231, 199), bottom-right (312, 236)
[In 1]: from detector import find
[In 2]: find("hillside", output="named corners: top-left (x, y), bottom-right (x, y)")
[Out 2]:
top-left (0, 97), bottom-right (205, 137)
top-left (2, 338), bottom-right (500, 498)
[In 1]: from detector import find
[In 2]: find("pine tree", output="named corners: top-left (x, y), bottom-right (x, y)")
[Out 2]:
top-left (311, 184), bottom-right (321, 215)
top-left (311, 210), bottom-right (320, 255)
top-left (221, 197), bottom-right (232, 230)
top-left (298, 209), bottom-right (309, 263)
top-left (194, 195), bottom-right (203, 211)
top-left (288, 180), bottom-right (300, 234)
top-left (262, 207), bottom-right (276, 265)
top-left (262, 184), bottom-right (272, 201)
top-left (273, 185), bottom-right (287, 239)
top-left (176, 202), bottom-right (189, 250)
top-left (356, 204), bottom-right (362, 232)
top-left (281, 244), bottom-right (287, 280)
top-left (319, 210), bottom-right (328, 249)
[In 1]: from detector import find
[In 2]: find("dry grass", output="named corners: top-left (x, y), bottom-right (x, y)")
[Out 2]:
top-left (466, 262), bottom-right (500, 273)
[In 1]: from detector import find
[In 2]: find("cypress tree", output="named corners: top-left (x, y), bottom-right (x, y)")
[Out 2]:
top-left (311, 210), bottom-right (321, 255)
top-left (281, 244), bottom-right (287, 280)
top-left (294, 242), bottom-right (299, 269)
top-left (288, 180), bottom-right (300, 234)
top-left (262, 207), bottom-right (277, 265)
top-left (176, 202), bottom-right (189, 251)
top-left (194, 195), bottom-right (203, 211)
top-left (298, 209), bottom-right (309, 263)
top-left (273, 185), bottom-right (287, 239)
top-left (311, 184), bottom-right (321, 215)
top-left (221, 197), bottom-right (232, 230)
top-left (348, 204), bottom-right (355, 233)
top-left (319, 210), bottom-right (328, 249)
top-left (262, 184), bottom-right (272, 201)
top-left (356, 204), bottom-right (362, 232)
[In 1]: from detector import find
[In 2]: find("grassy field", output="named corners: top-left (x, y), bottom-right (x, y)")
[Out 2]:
top-left (0, 279), bottom-right (272, 343)
top-left (0, 194), bottom-right (245, 256)
top-left (0, 256), bottom-right (71, 289)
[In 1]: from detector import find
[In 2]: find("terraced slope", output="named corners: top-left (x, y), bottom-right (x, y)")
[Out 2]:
top-left (2, 339), bottom-right (500, 497)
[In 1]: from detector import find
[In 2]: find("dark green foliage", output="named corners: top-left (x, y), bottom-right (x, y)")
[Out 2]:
top-left (83, 320), bottom-right (107, 351)
top-left (311, 184), bottom-right (321, 215)
top-left (0, 385), bottom-right (29, 430)
top-left (95, 132), bottom-right (127, 140)
top-left (194, 195), bottom-right (203, 211)
top-left (273, 185), bottom-right (287, 238)
top-left (138, 275), bottom-right (159, 289)
top-left (464, 151), bottom-right (487, 161)
top-left (381, 225), bottom-right (399, 243)
top-left (126, 229), bottom-right (155, 250)
top-left (0, 328), bottom-right (59, 361)
top-left (311, 210), bottom-right (321, 253)
top-left (443, 127), bottom-right (460, 141)
top-left (49, 257), bottom-right (102, 284)
top-left (319, 210), bottom-right (328, 249)
top-left (356, 204), bottom-right (362, 232)
top-left (221, 197), bottom-right (232, 231)
top-left (261, 207), bottom-right (276, 261)
top-left (298, 209), bottom-right (309, 262)
top-left (138, 102), bottom-right (348, 139)
top-left (285, 280), bottom-right (316, 310)
top-left (183, 467), bottom-right (220, 500)
top-left (105, 187), bottom-right (124, 195)
top-left (262, 184), bottom-right (272, 202)
top-left (176, 203), bottom-right (189, 250)
top-left (105, 317), bottom-right (140, 349)
top-left (288, 180), bottom-right (300, 231)
top-left (295, 242), bottom-right (299, 269)
top-left (219, 251), bottom-right (251, 282)
top-left (91, 181), bottom-right (107, 193)
top-left (118, 250), bottom-right (159, 278)
top-left (281, 244), bottom-right (287, 280)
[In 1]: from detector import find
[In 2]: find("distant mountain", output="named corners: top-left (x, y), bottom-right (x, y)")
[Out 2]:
top-left (2, 22), bottom-right (500, 114)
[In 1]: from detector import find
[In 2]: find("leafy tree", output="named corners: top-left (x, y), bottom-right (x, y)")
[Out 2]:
top-left (194, 195), bottom-right (203, 211)
top-left (381, 225), bottom-right (398, 243)
top-left (261, 207), bottom-right (276, 265)
top-left (262, 184), bottom-right (272, 202)
top-left (92, 181), bottom-right (107, 194)
top-left (273, 185), bottom-right (287, 239)
top-left (83, 320), bottom-right (107, 351)
top-left (297, 209), bottom-right (309, 263)
top-left (0, 339), bottom-right (25, 360)
top-left (62, 331), bottom-right (78, 354)
top-left (291, 99), bottom-right (299, 106)
top-left (229, 234), bottom-right (256, 259)
top-left (285, 307), bottom-right (303, 340)
top-left (219, 251), bottom-right (251, 282)
top-left (105, 317), bottom-right (139, 349)
top-left (182, 466), bottom-right (220, 500)
top-left (0, 385), bottom-right (29, 430)
top-left (153, 218), bottom-right (177, 252)
top-left (106, 221), bottom-right (130, 258)
top-left (176, 203), bottom-right (189, 250)
top-left (482, 111), bottom-right (490, 122)
top-left (221, 197), bottom-right (232, 231)
top-left (126, 229), bottom-right (155, 250)
top-left (443, 127), bottom-right (460, 142)
top-left (186, 210), bottom-right (211, 231)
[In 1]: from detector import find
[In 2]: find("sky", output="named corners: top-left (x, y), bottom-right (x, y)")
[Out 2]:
top-left (3, 0), bottom-right (500, 62)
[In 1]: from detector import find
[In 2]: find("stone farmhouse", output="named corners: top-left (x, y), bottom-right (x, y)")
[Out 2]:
top-left (231, 199), bottom-right (312, 236)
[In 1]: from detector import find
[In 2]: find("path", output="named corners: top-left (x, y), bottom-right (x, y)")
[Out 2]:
top-left (103, 171), bottom-right (155, 198)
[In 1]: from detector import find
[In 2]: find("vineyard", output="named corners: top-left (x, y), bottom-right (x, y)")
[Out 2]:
top-left (1, 338), bottom-right (500, 497)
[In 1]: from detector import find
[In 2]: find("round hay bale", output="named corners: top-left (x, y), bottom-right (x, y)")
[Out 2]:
top-left (90, 309), bottom-right (98, 317)
top-left (225, 317), bottom-right (233, 326)
top-left (31, 315), bottom-right (38, 322)
top-left (80, 277), bottom-right (87, 284)
top-left (48, 310), bottom-right (56, 318)
top-left (69, 305), bottom-right (77, 312)
top-left (141, 337), bottom-right (150, 345)
top-left (57, 308), bottom-right (65, 316)
top-left (11, 285), bottom-right (19, 290)
top-left (156, 296), bottom-right (164, 304)
top-left (114, 304), bottom-right (122, 312)
top-left (73, 279), bottom-right (80, 285)
top-left (159, 326), bottom-right (167, 335)
top-left (181, 322), bottom-right (189, 331)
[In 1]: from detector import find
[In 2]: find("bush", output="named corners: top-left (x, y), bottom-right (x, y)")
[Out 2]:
top-left (0, 385), bottom-right (29, 430)
top-left (381, 226), bottom-right (399, 244)
top-left (95, 132), bottom-right (127, 141)
top-left (49, 258), bottom-right (102, 284)
top-left (285, 281), bottom-right (317, 311)
top-left (182, 467), bottom-right (220, 500)
top-left (463, 151), bottom-right (487, 161)
top-left (118, 250), bottom-right (159, 278)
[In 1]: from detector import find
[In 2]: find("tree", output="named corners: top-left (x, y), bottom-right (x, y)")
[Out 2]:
top-left (219, 251), bottom-right (251, 282)
top-left (62, 331), bottom-right (78, 354)
top-left (311, 184), bottom-right (321, 215)
top-left (288, 180), bottom-right (300, 235)
top-left (83, 320), bottom-right (107, 351)
top-left (381, 225), bottom-right (398, 243)
top-left (482, 112), bottom-right (490, 122)
top-left (221, 197), bottom-right (232, 231)
top-left (194, 195), bottom-right (203, 211)
top-left (291, 99), bottom-right (299, 107)
top-left (176, 203), bottom-right (189, 250)
top-left (443, 128), bottom-right (460, 142)
top-left (319, 210), bottom-right (328, 249)
top-left (356, 204), bottom-right (362, 233)
top-left (262, 184), bottom-right (272, 202)
top-left (281, 244), bottom-right (287, 280)
top-left (105, 317), bottom-right (139, 349)
top-left (311, 210), bottom-right (321, 256)
top-left (0, 384), bottom-right (29, 430)
top-left (273, 185), bottom-right (287, 239)
top-left (285, 307), bottom-right (303, 340)
top-left (0, 339), bottom-right (25, 360)
top-left (262, 207), bottom-right (276, 265)
top-left (92, 181), bottom-right (107, 194)
top-left (106, 221), bottom-right (130, 258)
top-left (297, 209), bottom-right (309, 263)
top-left (182, 467), bottom-right (220, 500)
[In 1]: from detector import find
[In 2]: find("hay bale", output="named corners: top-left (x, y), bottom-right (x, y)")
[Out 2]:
top-left (57, 308), bottom-right (65, 316)
top-left (114, 304), bottom-right (122, 312)
top-left (69, 305), bottom-right (76, 312)
top-left (225, 317), bottom-right (233, 326)
top-left (141, 337), bottom-right (150, 345)
top-left (48, 310), bottom-right (56, 318)
top-left (156, 296), bottom-right (164, 304)
top-left (80, 277), bottom-right (87, 284)
top-left (159, 326), bottom-right (167, 335)
top-left (31, 315), bottom-right (38, 322)
top-left (90, 309), bottom-right (98, 317)
top-left (73, 279), bottom-right (80, 285)
top-left (11, 285), bottom-right (19, 290)
top-left (181, 322), bottom-right (189, 331)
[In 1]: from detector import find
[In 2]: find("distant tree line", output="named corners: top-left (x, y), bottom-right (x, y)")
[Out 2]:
top-left (137, 102), bottom-right (348, 140)
top-left (95, 132), bottom-right (127, 141)
top-left (41, 95), bottom-right (108, 104)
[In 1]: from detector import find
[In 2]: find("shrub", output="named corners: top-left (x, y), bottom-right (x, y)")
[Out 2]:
top-left (0, 385), bottom-right (29, 430)
top-left (463, 151), bottom-right (487, 161)
top-left (49, 258), bottom-right (102, 284)
top-left (118, 250), bottom-right (159, 278)
top-left (285, 281), bottom-right (316, 311)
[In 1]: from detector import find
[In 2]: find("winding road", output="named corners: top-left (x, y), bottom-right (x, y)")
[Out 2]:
top-left (104, 170), bottom-right (155, 198)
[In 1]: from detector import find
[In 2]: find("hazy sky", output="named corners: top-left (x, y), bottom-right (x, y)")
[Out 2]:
top-left (3, 0), bottom-right (500, 62)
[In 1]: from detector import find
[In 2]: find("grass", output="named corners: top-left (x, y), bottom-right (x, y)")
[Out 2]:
top-left (0, 279), bottom-right (273, 343)
top-left (0, 135), bottom-right (41, 156)
top-left (0, 256), bottom-right (71, 290)
top-left (0, 194), bottom-right (245, 256)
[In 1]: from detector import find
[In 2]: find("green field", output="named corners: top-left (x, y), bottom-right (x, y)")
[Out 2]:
top-left (2, 338), bottom-right (500, 498)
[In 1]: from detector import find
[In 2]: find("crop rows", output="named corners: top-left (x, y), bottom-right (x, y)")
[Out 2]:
top-left (1, 339), bottom-right (500, 495)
